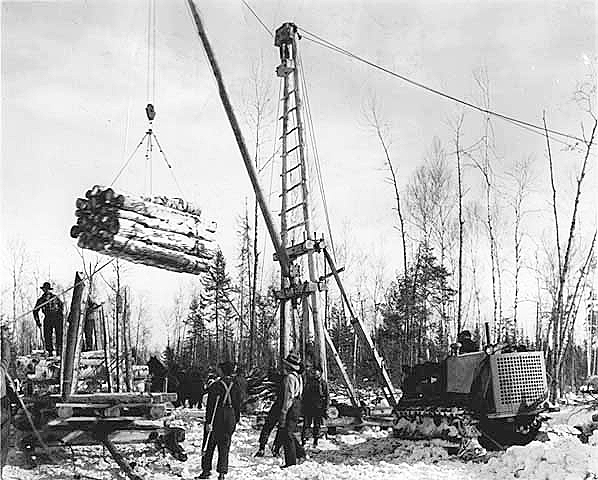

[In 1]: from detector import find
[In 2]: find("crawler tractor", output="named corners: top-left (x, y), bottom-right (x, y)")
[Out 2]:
top-left (393, 345), bottom-right (551, 454)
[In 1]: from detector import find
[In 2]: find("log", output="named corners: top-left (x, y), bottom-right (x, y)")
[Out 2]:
top-left (74, 185), bottom-right (219, 275)
top-left (148, 405), bottom-right (166, 419)
top-left (117, 218), bottom-right (217, 259)
top-left (120, 195), bottom-right (216, 233)
top-left (116, 209), bottom-right (216, 242)
top-left (123, 288), bottom-right (133, 393)
top-left (62, 272), bottom-right (88, 400)
top-left (141, 194), bottom-right (203, 217)
top-left (52, 392), bottom-right (178, 403)
top-left (91, 185), bottom-right (216, 232)
top-left (81, 235), bottom-right (211, 275)
top-left (57, 406), bottom-right (74, 418)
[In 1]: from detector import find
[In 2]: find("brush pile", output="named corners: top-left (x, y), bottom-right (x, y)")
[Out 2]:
top-left (70, 185), bottom-right (218, 274)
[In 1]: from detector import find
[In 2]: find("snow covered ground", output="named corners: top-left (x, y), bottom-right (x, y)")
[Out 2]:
top-left (2, 407), bottom-right (598, 480)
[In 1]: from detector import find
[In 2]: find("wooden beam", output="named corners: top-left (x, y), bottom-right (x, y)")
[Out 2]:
top-left (100, 307), bottom-right (113, 393)
top-left (275, 281), bottom-right (323, 300)
top-left (52, 392), bottom-right (177, 403)
top-left (97, 435), bottom-right (143, 480)
top-left (186, 0), bottom-right (291, 277)
top-left (324, 329), bottom-right (359, 407)
top-left (123, 288), bottom-right (133, 392)
top-left (62, 272), bottom-right (88, 400)
top-left (322, 248), bottom-right (399, 409)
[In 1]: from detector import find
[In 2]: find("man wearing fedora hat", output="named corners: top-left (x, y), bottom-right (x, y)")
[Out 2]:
top-left (33, 282), bottom-right (64, 356)
top-left (197, 360), bottom-right (242, 480)
top-left (278, 351), bottom-right (306, 468)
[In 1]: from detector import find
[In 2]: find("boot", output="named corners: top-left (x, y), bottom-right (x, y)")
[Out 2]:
top-left (218, 474), bottom-right (225, 480)
top-left (196, 471), bottom-right (210, 479)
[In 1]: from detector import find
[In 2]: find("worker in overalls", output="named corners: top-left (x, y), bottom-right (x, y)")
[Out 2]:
top-left (1, 322), bottom-right (12, 473)
top-left (278, 352), bottom-right (306, 468)
top-left (33, 282), bottom-right (64, 356)
top-left (197, 360), bottom-right (242, 480)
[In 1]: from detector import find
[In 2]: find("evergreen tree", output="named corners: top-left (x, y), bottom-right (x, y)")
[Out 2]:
top-left (201, 250), bottom-right (235, 361)
top-left (183, 294), bottom-right (210, 367)
top-left (252, 286), bottom-right (279, 369)
top-left (380, 243), bottom-right (455, 373)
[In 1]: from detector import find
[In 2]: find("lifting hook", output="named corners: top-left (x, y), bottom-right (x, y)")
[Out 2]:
top-left (145, 104), bottom-right (156, 121)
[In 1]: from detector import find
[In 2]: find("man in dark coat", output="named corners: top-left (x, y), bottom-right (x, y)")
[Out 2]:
top-left (33, 282), bottom-right (64, 355)
top-left (302, 364), bottom-right (329, 447)
top-left (278, 352), bottom-right (305, 468)
top-left (457, 330), bottom-right (478, 354)
top-left (1, 323), bottom-right (12, 473)
top-left (254, 371), bottom-right (283, 457)
top-left (234, 367), bottom-right (248, 412)
top-left (197, 361), bottom-right (242, 480)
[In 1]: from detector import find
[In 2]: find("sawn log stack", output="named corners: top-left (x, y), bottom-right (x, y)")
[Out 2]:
top-left (71, 185), bottom-right (218, 275)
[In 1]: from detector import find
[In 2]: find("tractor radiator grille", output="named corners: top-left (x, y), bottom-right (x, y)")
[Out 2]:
top-left (490, 351), bottom-right (547, 416)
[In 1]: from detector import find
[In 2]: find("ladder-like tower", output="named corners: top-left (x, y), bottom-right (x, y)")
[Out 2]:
top-left (186, 4), bottom-right (398, 408)
top-left (274, 23), bottom-right (327, 378)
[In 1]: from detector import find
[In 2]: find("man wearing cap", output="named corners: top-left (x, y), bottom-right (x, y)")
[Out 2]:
top-left (457, 330), bottom-right (478, 354)
top-left (33, 282), bottom-right (64, 356)
top-left (278, 352), bottom-right (306, 468)
top-left (198, 360), bottom-right (242, 480)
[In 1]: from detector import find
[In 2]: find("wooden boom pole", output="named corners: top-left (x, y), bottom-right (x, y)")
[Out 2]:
top-left (186, 0), bottom-right (291, 279)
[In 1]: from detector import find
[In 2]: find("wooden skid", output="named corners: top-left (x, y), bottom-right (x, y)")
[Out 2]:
top-left (44, 428), bottom-right (178, 446)
top-left (55, 392), bottom-right (174, 420)
top-left (47, 418), bottom-right (164, 429)
top-left (53, 392), bottom-right (177, 403)
top-left (55, 403), bottom-right (169, 419)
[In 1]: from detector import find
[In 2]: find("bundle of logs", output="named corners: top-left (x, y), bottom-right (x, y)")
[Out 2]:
top-left (71, 185), bottom-right (218, 275)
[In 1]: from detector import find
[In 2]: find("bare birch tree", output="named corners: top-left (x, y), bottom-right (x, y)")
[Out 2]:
top-left (544, 76), bottom-right (597, 398)
top-left (504, 156), bottom-right (535, 341)
top-left (365, 98), bottom-right (408, 276)
top-left (469, 68), bottom-right (502, 334)
top-left (242, 58), bottom-right (274, 368)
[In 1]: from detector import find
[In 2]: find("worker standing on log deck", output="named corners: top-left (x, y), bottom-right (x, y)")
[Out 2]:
top-left (197, 360), bottom-right (242, 480)
top-left (33, 282), bottom-right (64, 356)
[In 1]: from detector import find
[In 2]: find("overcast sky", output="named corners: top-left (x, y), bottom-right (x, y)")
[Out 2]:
top-left (1, 1), bottom-right (595, 348)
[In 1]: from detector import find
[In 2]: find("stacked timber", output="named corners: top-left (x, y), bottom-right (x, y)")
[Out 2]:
top-left (70, 185), bottom-right (218, 274)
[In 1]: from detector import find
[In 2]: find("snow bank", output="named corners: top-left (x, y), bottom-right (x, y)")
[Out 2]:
top-left (479, 436), bottom-right (598, 480)
top-left (3, 409), bottom-right (598, 480)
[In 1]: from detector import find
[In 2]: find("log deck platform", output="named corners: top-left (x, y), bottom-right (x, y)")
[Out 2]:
top-left (18, 392), bottom-right (185, 480)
